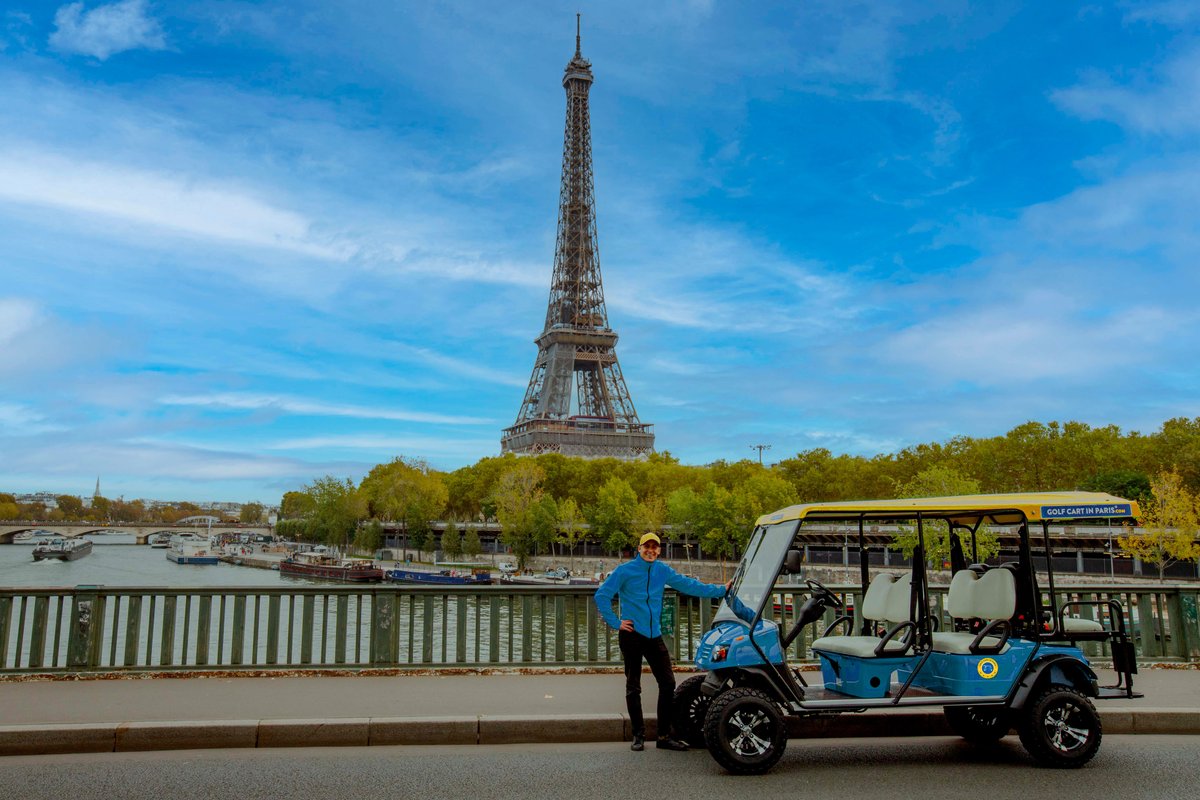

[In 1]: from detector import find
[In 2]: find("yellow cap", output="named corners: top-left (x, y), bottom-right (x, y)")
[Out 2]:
top-left (638, 532), bottom-right (661, 547)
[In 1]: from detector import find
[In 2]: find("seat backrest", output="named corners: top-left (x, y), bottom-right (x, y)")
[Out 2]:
top-left (972, 568), bottom-right (1016, 620)
top-left (860, 573), bottom-right (896, 622)
top-left (882, 573), bottom-right (913, 625)
top-left (945, 569), bottom-right (979, 619)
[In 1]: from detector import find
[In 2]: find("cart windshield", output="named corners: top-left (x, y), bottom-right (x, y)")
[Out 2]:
top-left (714, 520), bottom-right (798, 626)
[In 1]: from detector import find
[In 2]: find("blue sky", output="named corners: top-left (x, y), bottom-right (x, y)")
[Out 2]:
top-left (2, 1), bottom-right (1198, 504)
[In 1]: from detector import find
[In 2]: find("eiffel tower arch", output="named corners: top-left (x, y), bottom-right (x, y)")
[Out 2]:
top-left (501, 18), bottom-right (654, 460)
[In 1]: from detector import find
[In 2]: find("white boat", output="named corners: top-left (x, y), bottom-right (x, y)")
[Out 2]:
top-left (166, 534), bottom-right (219, 565)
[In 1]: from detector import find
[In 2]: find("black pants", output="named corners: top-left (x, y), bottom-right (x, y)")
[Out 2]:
top-left (619, 629), bottom-right (676, 738)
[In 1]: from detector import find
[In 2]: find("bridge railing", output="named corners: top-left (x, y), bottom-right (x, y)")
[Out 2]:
top-left (1, 583), bottom-right (1196, 674)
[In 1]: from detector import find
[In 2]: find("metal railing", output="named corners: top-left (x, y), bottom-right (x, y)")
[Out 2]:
top-left (1, 583), bottom-right (1197, 674)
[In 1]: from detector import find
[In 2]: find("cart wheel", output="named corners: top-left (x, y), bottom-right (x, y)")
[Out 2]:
top-left (944, 705), bottom-right (1011, 744)
top-left (672, 675), bottom-right (711, 747)
top-left (702, 687), bottom-right (788, 775)
top-left (1018, 686), bottom-right (1102, 768)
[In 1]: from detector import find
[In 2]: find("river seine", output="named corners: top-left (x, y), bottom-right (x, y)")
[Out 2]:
top-left (0, 533), bottom-right (315, 588)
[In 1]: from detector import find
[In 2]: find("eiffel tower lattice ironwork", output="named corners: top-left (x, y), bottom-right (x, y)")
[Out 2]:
top-left (501, 18), bottom-right (654, 459)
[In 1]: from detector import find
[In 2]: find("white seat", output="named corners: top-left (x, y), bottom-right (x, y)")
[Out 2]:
top-left (931, 568), bottom-right (1015, 654)
top-left (1061, 616), bottom-right (1103, 633)
top-left (812, 574), bottom-right (915, 657)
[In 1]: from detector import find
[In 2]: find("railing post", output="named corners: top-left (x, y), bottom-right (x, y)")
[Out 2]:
top-left (124, 596), bottom-right (143, 667)
top-left (67, 590), bottom-right (103, 670)
top-left (371, 591), bottom-right (397, 666)
top-left (1182, 589), bottom-right (1199, 659)
top-left (29, 596), bottom-right (49, 669)
top-left (521, 595), bottom-right (533, 662)
top-left (554, 595), bottom-right (566, 662)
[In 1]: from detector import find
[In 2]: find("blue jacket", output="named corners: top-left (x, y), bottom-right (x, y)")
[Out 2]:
top-left (594, 555), bottom-right (727, 638)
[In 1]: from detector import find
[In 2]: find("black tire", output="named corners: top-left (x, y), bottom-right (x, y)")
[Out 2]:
top-left (702, 687), bottom-right (788, 775)
top-left (1018, 686), bottom-right (1102, 768)
top-left (672, 674), bottom-right (710, 747)
top-left (945, 705), bottom-right (1011, 744)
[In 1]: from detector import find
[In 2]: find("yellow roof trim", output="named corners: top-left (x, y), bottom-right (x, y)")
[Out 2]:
top-left (756, 491), bottom-right (1141, 527)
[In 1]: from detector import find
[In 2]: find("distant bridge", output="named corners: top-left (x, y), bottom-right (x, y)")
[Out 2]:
top-left (0, 522), bottom-right (273, 545)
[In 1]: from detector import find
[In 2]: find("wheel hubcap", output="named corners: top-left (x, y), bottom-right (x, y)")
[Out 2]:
top-left (1044, 701), bottom-right (1090, 752)
top-left (727, 708), bottom-right (773, 756)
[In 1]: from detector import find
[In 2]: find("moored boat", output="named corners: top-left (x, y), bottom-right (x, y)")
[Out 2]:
top-left (386, 566), bottom-right (492, 585)
top-left (166, 534), bottom-right (220, 565)
top-left (279, 551), bottom-right (383, 583)
top-left (32, 538), bottom-right (93, 561)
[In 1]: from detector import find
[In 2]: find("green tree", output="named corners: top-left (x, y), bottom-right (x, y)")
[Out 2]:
top-left (279, 491), bottom-right (314, 520)
top-left (1119, 468), bottom-right (1200, 581)
top-left (531, 495), bottom-right (559, 557)
top-left (354, 519), bottom-right (383, 555)
top-left (240, 502), bottom-right (266, 524)
top-left (589, 476), bottom-right (638, 554)
top-left (1081, 469), bottom-right (1152, 504)
top-left (889, 465), bottom-right (999, 571)
top-left (441, 521), bottom-right (463, 561)
top-left (557, 497), bottom-right (586, 569)
top-left (360, 457), bottom-right (448, 561)
top-left (462, 525), bottom-right (483, 560)
top-left (304, 476), bottom-right (366, 553)
top-left (494, 461), bottom-right (545, 569)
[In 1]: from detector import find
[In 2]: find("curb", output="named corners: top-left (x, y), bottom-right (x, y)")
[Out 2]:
top-left (1, 709), bottom-right (1196, 757)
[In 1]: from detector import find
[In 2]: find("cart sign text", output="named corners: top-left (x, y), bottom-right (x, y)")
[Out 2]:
top-left (1040, 504), bottom-right (1132, 519)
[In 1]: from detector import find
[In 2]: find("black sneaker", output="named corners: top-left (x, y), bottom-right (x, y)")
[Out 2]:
top-left (630, 734), bottom-right (645, 751)
top-left (656, 736), bottom-right (689, 751)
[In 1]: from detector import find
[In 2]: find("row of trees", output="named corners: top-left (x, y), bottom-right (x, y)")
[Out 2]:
top-left (0, 494), bottom-right (268, 525)
top-left (276, 418), bottom-right (1200, 578)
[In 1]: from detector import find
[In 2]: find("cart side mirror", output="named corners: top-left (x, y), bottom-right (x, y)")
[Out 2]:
top-left (783, 548), bottom-right (803, 574)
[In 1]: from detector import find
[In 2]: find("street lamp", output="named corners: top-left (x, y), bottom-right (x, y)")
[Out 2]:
top-left (750, 444), bottom-right (772, 465)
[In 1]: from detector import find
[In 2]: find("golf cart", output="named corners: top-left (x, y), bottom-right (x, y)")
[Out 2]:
top-left (674, 491), bottom-right (1142, 774)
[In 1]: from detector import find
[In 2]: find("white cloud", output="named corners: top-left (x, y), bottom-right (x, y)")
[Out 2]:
top-left (157, 393), bottom-right (493, 426)
top-left (1052, 49), bottom-right (1200, 136)
top-left (0, 402), bottom-right (62, 434)
top-left (50, 0), bottom-right (167, 60)
top-left (0, 147), bottom-right (352, 260)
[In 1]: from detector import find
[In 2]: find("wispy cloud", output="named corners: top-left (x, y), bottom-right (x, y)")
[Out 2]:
top-left (1052, 48), bottom-right (1200, 136)
top-left (50, 0), bottom-right (167, 60)
top-left (158, 393), bottom-right (493, 426)
top-left (0, 147), bottom-right (351, 259)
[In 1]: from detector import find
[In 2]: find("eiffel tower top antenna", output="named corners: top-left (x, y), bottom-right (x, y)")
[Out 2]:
top-left (500, 16), bottom-right (654, 460)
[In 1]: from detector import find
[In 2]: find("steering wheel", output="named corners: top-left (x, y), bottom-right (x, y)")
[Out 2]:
top-left (805, 578), bottom-right (844, 608)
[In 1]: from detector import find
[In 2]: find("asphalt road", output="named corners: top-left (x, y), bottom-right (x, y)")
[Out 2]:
top-left (1, 735), bottom-right (1197, 800)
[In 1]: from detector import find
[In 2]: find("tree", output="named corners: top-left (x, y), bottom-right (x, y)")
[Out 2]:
top-left (531, 495), bottom-right (559, 557)
top-left (494, 461), bottom-right (545, 569)
top-left (442, 521), bottom-right (463, 561)
top-left (692, 484), bottom-right (748, 570)
top-left (359, 457), bottom-right (448, 561)
top-left (279, 491), bottom-right (314, 520)
top-left (240, 502), bottom-right (266, 524)
top-left (557, 497), bottom-right (586, 569)
top-left (589, 476), bottom-right (638, 555)
top-left (0, 495), bottom-right (18, 520)
top-left (1119, 468), bottom-right (1200, 581)
top-left (354, 519), bottom-right (383, 555)
top-left (462, 525), bottom-right (483, 560)
top-left (304, 476), bottom-right (366, 553)
top-left (889, 465), bottom-right (1000, 571)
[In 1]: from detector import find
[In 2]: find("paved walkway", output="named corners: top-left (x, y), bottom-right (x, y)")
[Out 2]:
top-left (1, 667), bottom-right (1196, 756)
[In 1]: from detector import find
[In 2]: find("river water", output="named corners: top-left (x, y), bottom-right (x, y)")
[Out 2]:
top-left (1, 533), bottom-right (326, 588)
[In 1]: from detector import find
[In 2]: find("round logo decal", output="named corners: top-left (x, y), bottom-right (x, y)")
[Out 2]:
top-left (977, 657), bottom-right (1000, 679)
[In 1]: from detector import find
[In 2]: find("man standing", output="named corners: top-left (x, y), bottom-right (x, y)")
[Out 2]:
top-left (594, 532), bottom-right (730, 752)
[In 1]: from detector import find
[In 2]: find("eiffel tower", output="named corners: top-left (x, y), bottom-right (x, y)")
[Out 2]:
top-left (501, 18), bottom-right (654, 460)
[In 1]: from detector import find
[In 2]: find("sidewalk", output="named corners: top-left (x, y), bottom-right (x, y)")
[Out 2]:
top-left (1, 667), bottom-right (1197, 756)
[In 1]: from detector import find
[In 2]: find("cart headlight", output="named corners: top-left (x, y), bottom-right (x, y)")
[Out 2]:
top-left (712, 646), bottom-right (727, 662)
